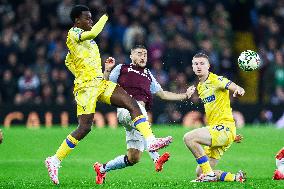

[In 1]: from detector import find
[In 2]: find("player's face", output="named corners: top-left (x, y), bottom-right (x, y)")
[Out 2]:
top-left (130, 48), bottom-right (147, 67)
top-left (77, 11), bottom-right (93, 31)
top-left (192, 57), bottom-right (210, 76)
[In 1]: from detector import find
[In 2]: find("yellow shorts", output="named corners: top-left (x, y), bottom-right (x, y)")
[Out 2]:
top-left (74, 79), bottom-right (117, 116)
top-left (204, 123), bottom-right (236, 160)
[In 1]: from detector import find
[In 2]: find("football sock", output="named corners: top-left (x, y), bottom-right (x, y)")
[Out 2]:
top-left (55, 134), bottom-right (79, 161)
top-left (133, 115), bottom-right (154, 139)
top-left (220, 172), bottom-right (235, 182)
top-left (100, 155), bottom-right (134, 173)
top-left (148, 151), bottom-right (160, 163)
top-left (196, 155), bottom-right (214, 175)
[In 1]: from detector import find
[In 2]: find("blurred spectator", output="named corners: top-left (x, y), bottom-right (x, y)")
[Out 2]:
top-left (272, 51), bottom-right (284, 104)
top-left (276, 112), bottom-right (284, 129)
top-left (254, 109), bottom-right (274, 124)
top-left (111, 14), bottom-right (128, 44)
top-left (182, 111), bottom-right (203, 129)
top-left (123, 20), bottom-right (145, 51)
top-left (33, 56), bottom-right (50, 78)
top-left (169, 72), bottom-right (188, 93)
top-left (147, 22), bottom-right (165, 62)
top-left (199, 38), bottom-right (219, 73)
top-left (0, 70), bottom-right (17, 104)
top-left (41, 84), bottom-right (53, 105)
top-left (150, 60), bottom-right (169, 88)
top-left (156, 103), bottom-right (182, 124)
top-left (0, 27), bottom-right (18, 59)
top-left (233, 111), bottom-right (245, 128)
top-left (57, 0), bottom-right (73, 27)
top-left (112, 43), bottom-right (128, 65)
top-left (5, 52), bottom-right (24, 78)
top-left (17, 68), bottom-right (40, 104)
top-left (219, 48), bottom-right (235, 80)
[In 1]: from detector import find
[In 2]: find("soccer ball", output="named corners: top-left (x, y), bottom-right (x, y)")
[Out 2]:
top-left (237, 50), bottom-right (261, 71)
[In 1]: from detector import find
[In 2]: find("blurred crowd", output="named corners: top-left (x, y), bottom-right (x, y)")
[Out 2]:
top-left (0, 0), bottom-right (283, 109)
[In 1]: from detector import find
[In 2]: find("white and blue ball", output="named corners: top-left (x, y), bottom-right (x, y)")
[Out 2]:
top-left (238, 50), bottom-right (261, 71)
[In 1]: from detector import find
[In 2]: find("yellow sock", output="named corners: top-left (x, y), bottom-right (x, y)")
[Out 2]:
top-left (220, 172), bottom-right (235, 181)
top-left (196, 155), bottom-right (213, 175)
top-left (55, 134), bottom-right (79, 161)
top-left (133, 115), bottom-right (154, 139)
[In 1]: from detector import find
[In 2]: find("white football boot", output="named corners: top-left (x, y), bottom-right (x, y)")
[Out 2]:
top-left (148, 136), bottom-right (173, 152)
top-left (45, 156), bottom-right (61, 185)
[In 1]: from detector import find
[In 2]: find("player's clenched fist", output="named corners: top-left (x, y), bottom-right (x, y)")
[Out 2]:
top-left (105, 57), bottom-right (115, 72)
top-left (0, 129), bottom-right (3, 144)
top-left (186, 85), bottom-right (196, 99)
top-left (234, 134), bottom-right (243, 143)
top-left (233, 86), bottom-right (245, 97)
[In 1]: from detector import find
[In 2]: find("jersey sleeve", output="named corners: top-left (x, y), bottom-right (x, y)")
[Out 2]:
top-left (109, 64), bottom-right (122, 83)
top-left (215, 75), bottom-right (232, 90)
top-left (149, 71), bottom-right (162, 94)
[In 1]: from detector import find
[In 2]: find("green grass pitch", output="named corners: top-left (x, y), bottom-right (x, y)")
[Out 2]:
top-left (0, 125), bottom-right (283, 188)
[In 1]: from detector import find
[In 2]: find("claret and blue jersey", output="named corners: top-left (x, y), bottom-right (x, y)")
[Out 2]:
top-left (109, 64), bottom-right (162, 110)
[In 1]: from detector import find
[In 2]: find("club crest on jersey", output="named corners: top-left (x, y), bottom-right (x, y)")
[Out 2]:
top-left (202, 94), bottom-right (215, 104)
top-left (127, 67), bottom-right (151, 81)
top-left (90, 39), bottom-right (96, 44)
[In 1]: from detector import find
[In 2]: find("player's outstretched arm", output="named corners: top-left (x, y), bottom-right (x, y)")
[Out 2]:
top-left (103, 57), bottom-right (115, 80)
top-left (80, 14), bottom-right (108, 41)
top-left (228, 82), bottom-right (245, 97)
top-left (156, 85), bottom-right (196, 101)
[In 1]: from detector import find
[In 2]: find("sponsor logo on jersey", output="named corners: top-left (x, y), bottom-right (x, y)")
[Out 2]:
top-left (202, 94), bottom-right (215, 104)
top-left (127, 67), bottom-right (151, 81)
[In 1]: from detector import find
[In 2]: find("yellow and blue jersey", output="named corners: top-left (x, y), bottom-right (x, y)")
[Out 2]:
top-left (197, 72), bottom-right (234, 126)
top-left (65, 27), bottom-right (103, 92)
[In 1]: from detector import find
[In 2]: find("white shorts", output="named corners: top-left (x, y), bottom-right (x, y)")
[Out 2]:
top-left (117, 102), bottom-right (148, 152)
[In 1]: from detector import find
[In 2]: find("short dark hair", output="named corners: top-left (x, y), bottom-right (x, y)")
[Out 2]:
top-left (193, 52), bottom-right (210, 62)
top-left (131, 45), bottom-right (146, 51)
top-left (70, 5), bottom-right (89, 23)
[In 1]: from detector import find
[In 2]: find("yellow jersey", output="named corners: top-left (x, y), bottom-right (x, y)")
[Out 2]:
top-left (65, 27), bottom-right (103, 91)
top-left (197, 72), bottom-right (235, 126)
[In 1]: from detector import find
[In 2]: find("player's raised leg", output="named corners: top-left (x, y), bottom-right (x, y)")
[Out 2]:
top-left (45, 113), bottom-right (94, 184)
top-left (110, 86), bottom-right (172, 151)
top-left (184, 127), bottom-right (217, 182)
top-left (273, 147), bottom-right (284, 180)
